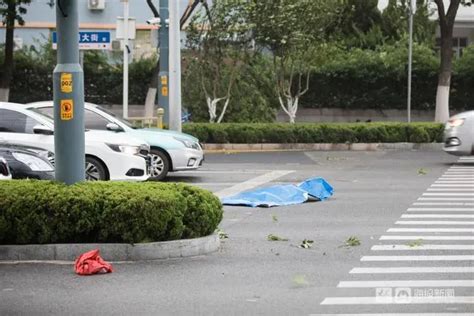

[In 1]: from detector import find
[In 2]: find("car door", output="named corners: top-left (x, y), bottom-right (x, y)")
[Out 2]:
top-left (0, 109), bottom-right (55, 152)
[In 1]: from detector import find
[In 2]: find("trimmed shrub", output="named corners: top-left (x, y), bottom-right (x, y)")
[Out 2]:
top-left (0, 181), bottom-right (223, 245)
top-left (183, 122), bottom-right (444, 144)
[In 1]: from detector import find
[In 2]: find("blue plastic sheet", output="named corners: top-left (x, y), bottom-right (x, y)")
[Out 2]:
top-left (221, 177), bottom-right (334, 208)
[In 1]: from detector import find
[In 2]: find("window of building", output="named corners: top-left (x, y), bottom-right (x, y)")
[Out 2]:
top-left (435, 37), bottom-right (469, 58)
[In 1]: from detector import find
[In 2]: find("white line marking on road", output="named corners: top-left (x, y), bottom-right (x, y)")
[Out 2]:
top-left (414, 202), bottom-right (474, 205)
top-left (350, 267), bottom-right (474, 274)
top-left (309, 313), bottom-right (472, 316)
top-left (380, 235), bottom-right (474, 240)
top-left (423, 193), bottom-right (474, 196)
top-left (407, 208), bottom-right (474, 211)
top-left (179, 169), bottom-right (273, 174)
top-left (372, 244), bottom-right (474, 250)
top-left (431, 184), bottom-right (472, 188)
top-left (418, 198), bottom-right (474, 201)
top-left (435, 181), bottom-right (474, 184)
top-left (439, 178), bottom-right (474, 181)
top-left (402, 214), bottom-right (474, 219)
top-left (320, 296), bottom-right (474, 305)
top-left (440, 175), bottom-right (474, 177)
top-left (215, 170), bottom-right (294, 198)
top-left (387, 228), bottom-right (474, 232)
top-left (428, 188), bottom-right (474, 191)
top-left (396, 220), bottom-right (474, 225)
top-left (361, 255), bottom-right (474, 261)
top-left (337, 280), bottom-right (474, 288)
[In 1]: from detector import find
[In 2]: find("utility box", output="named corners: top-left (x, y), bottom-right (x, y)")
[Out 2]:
top-left (88, 0), bottom-right (106, 10)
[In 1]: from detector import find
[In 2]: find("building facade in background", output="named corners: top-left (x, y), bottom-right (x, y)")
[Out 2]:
top-left (0, 0), bottom-right (194, 60)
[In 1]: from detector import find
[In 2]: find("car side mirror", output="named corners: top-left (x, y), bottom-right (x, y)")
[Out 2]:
top-left (106, 123), bottom-right (123, 132)
top-left (33, 125), bottom-right (54, 135)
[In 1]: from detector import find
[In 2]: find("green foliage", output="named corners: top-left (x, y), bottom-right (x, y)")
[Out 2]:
top-left (183, 122), bottom-right (444, 144)
top-left (302, 41), bottom-right (444, 111)
top-left (183, 53), bottom-right (277, 123)
top-left (338, 0), bottom-right (436, 48)
top-left (0, 0), bottom-right (32, 26)
top-left (0, 181), bottom-right (223, 245)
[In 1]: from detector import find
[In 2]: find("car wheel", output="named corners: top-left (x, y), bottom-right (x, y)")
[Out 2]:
top-left (149, 149), bottom-right (170, 181)
top-left (85, 156), bottom-right (107, 181)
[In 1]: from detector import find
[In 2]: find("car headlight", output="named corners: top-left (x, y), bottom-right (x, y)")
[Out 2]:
top-left (12, 152), bottom-right (54, 172)
top-left (173, 137), bottom-right (200, 150)
top-left (107, 144), bottom-right (140, 155)
top-left (447, 118), bottom-right (465, 128)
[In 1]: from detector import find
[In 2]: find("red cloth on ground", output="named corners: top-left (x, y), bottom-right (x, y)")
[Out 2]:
top-left (74, 249), bottom-right (113, 276)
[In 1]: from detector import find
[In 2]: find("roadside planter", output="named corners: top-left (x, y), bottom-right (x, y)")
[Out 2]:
top-left (0, 180), bottom-right (223, 261)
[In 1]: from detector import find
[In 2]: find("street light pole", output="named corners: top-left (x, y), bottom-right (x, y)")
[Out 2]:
top-left (169, 0), bottom-right (182, 132)
top-left (407, 0), bottom-right (415, 123)
top-left (53, 0), bottom-right (85, 184)
top-left (122, 0), bottom-right (129, 119)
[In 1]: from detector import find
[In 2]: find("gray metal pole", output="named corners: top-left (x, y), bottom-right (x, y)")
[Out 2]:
top-left (158, 0), bottom-right (170, 126)
top-left (53, 0), bottom-right (85, 184)
top-left (169, 0), bottom-right (182, 132)
top-left (407, 1), bottom-right (414, 123)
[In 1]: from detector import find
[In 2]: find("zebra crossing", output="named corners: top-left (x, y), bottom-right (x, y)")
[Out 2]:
top-left (318, 156), bottom-right (474, 315)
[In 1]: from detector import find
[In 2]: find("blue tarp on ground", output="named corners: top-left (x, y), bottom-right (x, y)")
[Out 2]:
top-left (221, 177), bottom-right (334, 208)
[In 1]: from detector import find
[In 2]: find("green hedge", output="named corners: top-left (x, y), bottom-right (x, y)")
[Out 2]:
top-left (0, 181), bottom-right (223, 245)
top-left (183, 122), bottom-right (444, 144)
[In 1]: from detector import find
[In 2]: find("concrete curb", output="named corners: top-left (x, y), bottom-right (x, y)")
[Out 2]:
top-left (0, 234), bottom-right (220, 262)
top-left (203, 143), bottom-right (443, 153)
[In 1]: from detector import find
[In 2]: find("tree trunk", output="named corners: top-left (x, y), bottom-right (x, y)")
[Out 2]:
top-left (0, 2), bottom-right (16, 102)
top-left (145, 59), bottom-right (160, 108)
top-left (435, 28), bottom-right (454, 123)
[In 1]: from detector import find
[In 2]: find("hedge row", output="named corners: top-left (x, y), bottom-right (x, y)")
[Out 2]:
top-left (183, 122), bottom-right (444, 144)
top-left (0, 181), bottom-right (223, 245)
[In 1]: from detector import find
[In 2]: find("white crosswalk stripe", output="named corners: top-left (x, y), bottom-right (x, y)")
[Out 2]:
top-left (320, 159), bottom-right (474, 312)
top-left (371, 244), bottom-right (474, 250)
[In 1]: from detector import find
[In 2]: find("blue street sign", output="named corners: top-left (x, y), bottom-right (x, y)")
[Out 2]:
top-left (52, 31), bottom-right (111, 50)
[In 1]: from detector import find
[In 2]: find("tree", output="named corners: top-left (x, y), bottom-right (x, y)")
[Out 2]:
top-left (247, 0), bottom-right (342, 123)
top-left (0, 0), bottom-right (31, 101)
top-left (433, 0), bottom-right (472, 123)
top-left (186, 0), bottom-right (251, 123)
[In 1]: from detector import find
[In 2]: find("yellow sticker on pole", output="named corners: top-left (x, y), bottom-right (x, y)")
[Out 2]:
top-left (162, 86), bottom-right (168, 97)
top-left (60, 99), bottom-right (74, 121)
top-left (60, 73), bottom-right (73, 93)
top-left (160, 75), bottom-right (168, 86)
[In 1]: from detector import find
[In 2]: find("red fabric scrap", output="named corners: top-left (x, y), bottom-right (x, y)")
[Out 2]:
top-left (74, 249), bottom-right (113, 276)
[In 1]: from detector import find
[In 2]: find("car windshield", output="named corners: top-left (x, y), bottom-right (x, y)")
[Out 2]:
top-left (27, 108), bottom-right (54, 122)
top-left (96, 105), bottom-right (137, 129)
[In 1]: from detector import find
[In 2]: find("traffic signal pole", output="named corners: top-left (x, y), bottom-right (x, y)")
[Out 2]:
top-left (158, 0), bottom-right (170, 126)
top-left (53, 0), bottom-right (85, 184)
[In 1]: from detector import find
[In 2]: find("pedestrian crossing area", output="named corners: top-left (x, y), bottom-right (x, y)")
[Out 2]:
top-left (318, 156), bottom-right (474, 315)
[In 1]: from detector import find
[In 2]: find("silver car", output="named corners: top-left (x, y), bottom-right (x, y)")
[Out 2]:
top-left (443, 110), bottom-right (474, 156)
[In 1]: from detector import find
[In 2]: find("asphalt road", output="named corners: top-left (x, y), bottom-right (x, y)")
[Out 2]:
top-left (1, 149), bottom-right (473, 315)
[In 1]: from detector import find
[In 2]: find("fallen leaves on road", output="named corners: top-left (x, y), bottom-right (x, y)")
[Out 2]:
top-left (217, 229), bottom-right (229, 239)
top-left (267, 234), bottom-right (288, 242)
top-left (299, 239), bottom-right (314, 249)
top-left (292, 274), bottom-right (309, 287)
top-left (341, 236), bottom-right (361, 248)
top-left (418, 168), bottom-right (428, 175)
top-left (407, 239), bottom-right (424, 248)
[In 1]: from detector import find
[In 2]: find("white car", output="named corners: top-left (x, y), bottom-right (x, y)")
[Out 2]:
top-left (28, 101), bottom-right (204, 180)
top-left (0, 102), bottom-right (150, 181)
